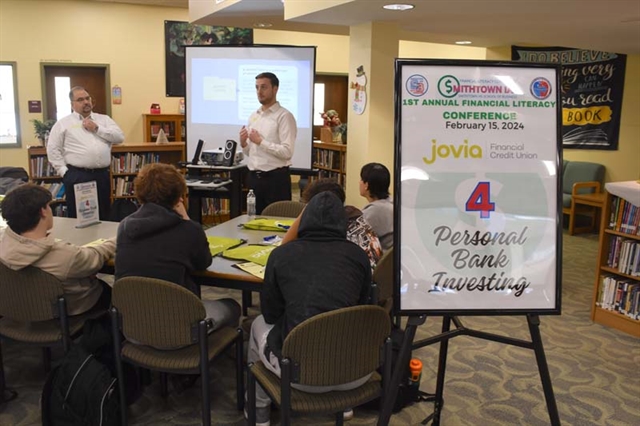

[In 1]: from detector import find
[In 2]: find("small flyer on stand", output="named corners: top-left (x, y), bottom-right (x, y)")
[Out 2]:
top-left (74, 181), bottom-right (100, 228)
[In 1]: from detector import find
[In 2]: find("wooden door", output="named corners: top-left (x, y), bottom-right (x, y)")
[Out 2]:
top-left (314, 74), bottom-right (348, 140)
top-left (42, 64), bottom-right (109, 121)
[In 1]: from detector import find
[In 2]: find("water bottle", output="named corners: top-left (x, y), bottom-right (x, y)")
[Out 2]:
top-left (247, 189), bottom-right (256, 220)
top-left (408, 358), bottom-right (422, 390)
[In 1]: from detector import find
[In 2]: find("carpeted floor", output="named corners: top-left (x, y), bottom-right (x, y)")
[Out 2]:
top-left (1, 231), bottom-right (639, 426)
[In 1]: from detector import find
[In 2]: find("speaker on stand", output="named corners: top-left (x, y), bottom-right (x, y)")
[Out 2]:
top-left (222, 139), bottom-right (237, 167)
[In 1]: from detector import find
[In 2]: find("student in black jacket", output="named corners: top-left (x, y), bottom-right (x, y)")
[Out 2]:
top-left (246, 191), bottom-right (372, 425)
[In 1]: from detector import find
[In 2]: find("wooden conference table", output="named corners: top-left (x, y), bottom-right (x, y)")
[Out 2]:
top-left (49, 215), bottom-right (284, 313)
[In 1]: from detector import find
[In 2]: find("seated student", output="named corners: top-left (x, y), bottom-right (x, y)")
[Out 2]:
top-left (115, 163), bottom-right (239, 335)
top-left (0, 184), bottom-right (114, 315)
top-left (360, 163), bottom-right (393, 251)
top-left (281, 178), bottom-right (383, 271)
top-left (247, 191), bottom-right (372, 426)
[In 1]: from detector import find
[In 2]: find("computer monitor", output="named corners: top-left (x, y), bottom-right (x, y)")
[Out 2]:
top-left (191, 139), bottom-right (205, 165)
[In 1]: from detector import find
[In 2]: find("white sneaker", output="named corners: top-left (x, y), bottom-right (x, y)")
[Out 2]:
top-left (244, 406), bottom-right (271, 426)
top-left (343, 408), bottom-right (354, 421)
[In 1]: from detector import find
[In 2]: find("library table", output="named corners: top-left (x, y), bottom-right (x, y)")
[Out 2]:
top-left (50, 217), bottom-right (119, 246)
top-left (196, 214), bottom-right (288, 314)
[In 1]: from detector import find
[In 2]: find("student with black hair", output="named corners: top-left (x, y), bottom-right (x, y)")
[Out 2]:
top-left (360, 162), bottom-right (394, 251)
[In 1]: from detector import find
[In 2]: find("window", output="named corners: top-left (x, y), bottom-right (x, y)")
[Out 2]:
top-left (313, 83), bottom-right (325, 126)
top-left (0, 62), bottom-right (21, 148)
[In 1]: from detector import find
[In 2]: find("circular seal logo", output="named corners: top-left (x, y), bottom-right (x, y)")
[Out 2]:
top-left (437, 75), bottom-right (460, 98)
top-left (530, 77), bottom-right (552, 100)
top-left (406, 74), bottom-right (428, 97)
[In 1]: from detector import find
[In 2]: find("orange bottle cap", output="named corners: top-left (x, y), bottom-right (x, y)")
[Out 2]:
top-left (409, 358), bottom-right (422, 373)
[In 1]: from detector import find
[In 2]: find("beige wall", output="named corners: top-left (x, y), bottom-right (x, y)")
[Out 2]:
top-left (2, 0), bottom-right (636, 185)
top-left (487, 46), bottom-right (640, 183)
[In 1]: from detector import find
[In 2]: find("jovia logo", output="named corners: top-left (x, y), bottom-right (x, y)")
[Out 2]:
top-left (437, 75), bottom-right (460, 98)
top-left (406, 74), bottom-right (428, 97)
top-left (530, 77), bottom-right (552, 100)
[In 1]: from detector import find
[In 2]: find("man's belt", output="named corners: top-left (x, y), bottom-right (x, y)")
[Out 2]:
top-left (67, 164), bottom-right (109, 173)
top-left (250, 167), bottom-right (289, 178)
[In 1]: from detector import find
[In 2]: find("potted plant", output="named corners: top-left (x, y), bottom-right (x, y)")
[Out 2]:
top-left (31, 119), bottom-right (56, 146)
top-left (320, 110), bottom-right (347, 144)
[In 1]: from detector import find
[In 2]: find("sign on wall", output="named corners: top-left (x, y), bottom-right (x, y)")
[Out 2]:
top-left (512, 46), bottom-right (626, 151)
top-left (395, 59), bottom-right (562, 315)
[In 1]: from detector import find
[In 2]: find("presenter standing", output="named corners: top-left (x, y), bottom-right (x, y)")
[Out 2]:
top-left (47, 86), bottom-right (124, 220)
top-left (239, 72), bottom-right (297, 214)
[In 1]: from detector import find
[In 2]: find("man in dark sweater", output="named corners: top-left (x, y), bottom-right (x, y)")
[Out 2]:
top-left (246, 191), bottom-right (372, 426)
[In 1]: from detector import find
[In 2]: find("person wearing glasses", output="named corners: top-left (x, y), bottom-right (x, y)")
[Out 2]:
top-left (47, 86), bottom-right (124, 220)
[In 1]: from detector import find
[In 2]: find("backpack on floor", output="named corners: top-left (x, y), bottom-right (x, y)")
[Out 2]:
top-left (41, 344), bottom-right (120, 426)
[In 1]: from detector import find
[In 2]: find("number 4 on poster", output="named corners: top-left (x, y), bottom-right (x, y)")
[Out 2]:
top-left (465, 181), bottom-right (495, 219)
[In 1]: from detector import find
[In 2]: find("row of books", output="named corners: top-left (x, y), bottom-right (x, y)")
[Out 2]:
top-left (30, 156), bottom-right (58, 178)
top-left (36, 181), bottom-right (65, 200)
top-left (112, 177), bottom-right (135, 197)
top-left (607, 236), bottom-right (640, 276)
top-left (313, 149), bottom-right (343, 171)
top-left (111, 153), bottom-right (162, 174)
top-left (609, 196), bottom-right (639, 235)
top-left (202, 197), bottom-right (230, 216)
top-left (596, 274), bottom-right (640, 320)
top-left (313, 170), bottom-right (345, 185)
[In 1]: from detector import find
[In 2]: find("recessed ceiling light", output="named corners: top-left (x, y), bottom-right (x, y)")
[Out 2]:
top-left (383, 4), bottom-right (415, 11)
top-left (455, 40), bottom-right (473, 45)
top-left (254, 22), bottom-right (273, 28)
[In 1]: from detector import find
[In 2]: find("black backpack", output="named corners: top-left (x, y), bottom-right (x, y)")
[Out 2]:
top-left (41, 316), bottom-right (140, 426)
top-left (41, 344), bottom-right (120, 426)
top-left (108, 199), bottom-right (138, 222)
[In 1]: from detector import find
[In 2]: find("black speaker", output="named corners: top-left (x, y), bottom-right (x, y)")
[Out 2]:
top-left (222, 139), bottom-right (237, 167)
top-left (191, 139), bottom-right (205, 165)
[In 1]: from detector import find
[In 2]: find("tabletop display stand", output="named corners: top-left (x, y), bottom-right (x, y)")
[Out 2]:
top-left (590, 182), bottom-right (640, 337)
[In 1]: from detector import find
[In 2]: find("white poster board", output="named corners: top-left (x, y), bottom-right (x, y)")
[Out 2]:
top-left (396, 60), bottom-right (562, 315)
top-left (74, 181), bottom-right (100, 228)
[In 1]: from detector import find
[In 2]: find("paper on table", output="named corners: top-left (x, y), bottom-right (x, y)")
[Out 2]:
top-left (234, 261), bottom-right (265, 280)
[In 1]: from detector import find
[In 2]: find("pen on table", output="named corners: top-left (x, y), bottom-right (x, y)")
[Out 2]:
top-left (263, 235), bottom-right (277, 242)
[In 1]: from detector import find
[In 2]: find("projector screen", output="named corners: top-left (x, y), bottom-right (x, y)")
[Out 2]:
top-left (185, 45), bottom-right (316, 170)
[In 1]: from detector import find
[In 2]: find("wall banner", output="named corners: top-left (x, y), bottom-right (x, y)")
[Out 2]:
top-left (512, 46), bottom-right (626, 151)
top-left (395, 59), bottom-right (562, 315)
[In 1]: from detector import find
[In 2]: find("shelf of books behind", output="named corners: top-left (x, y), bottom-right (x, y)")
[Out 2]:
top-left (591, 185), bottom-right (640, 337)
top-left (311, 141), bottom-right (346, 188)
top-left (29, 150), bottom-right (68, 216)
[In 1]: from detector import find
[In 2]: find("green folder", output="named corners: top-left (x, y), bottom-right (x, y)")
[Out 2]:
top-left (222, 244), bottom-right (276, 266)
top-left (207, 236), bottom-right (245, 256)
top-left (242, 218), bottom-right (295, 232)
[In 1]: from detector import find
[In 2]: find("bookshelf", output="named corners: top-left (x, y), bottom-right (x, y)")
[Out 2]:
top-left (28, 143), bottom-right (185, 215)
top-left (143, 114), bottom-right (186, 143)
top-left (591, 181), bottom-right (640, 337)
top-left (312, 141), bottom-right (346, 187)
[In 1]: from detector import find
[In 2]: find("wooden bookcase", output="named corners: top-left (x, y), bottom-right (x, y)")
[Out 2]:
top-left (28, 143), bottom-right (185, 215)
top-left (590, 182), bottom-right (640, 337)
top-left (143, 114), bottom-right (186, 143)
top-left (311, 141), bottom-right (346, 188)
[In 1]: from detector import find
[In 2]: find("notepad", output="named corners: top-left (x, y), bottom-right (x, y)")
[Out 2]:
top-left (233, 262), bottom-right (265, 280)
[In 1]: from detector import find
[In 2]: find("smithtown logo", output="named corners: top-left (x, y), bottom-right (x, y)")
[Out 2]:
top-left (423, 139), bottom-right (483, 164)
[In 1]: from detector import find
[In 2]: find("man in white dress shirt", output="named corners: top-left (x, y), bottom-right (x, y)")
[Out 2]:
top-left (47, 86), bottom-right (124, 220)
top-left (239, 72), bottom-right (297, 214)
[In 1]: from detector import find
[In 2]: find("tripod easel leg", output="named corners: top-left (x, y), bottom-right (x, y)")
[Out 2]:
top-left (378, 315), bottom-right (426, 426)
top-left (527, 314), bottom-right (561, 426)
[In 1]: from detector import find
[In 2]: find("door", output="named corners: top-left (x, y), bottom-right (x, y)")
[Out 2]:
top-left (41, 64), bottom-right (110, 121)
top-left (313, 74), bottom-right (348, 140)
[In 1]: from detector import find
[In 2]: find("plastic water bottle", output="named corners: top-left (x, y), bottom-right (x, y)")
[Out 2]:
top-left (408, 358), bottom-right (422, 390)
top-left (247, 189), bottom-right (256, 220)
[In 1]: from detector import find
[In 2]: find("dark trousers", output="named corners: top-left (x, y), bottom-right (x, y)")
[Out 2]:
top-left (248, 167), bottom-right (292, 214)
top-left (63, 166), bottom-right (111, 220)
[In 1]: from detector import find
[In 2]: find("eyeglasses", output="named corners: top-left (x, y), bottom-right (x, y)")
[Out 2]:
top-left (73, 96), bottom-right (92, 103)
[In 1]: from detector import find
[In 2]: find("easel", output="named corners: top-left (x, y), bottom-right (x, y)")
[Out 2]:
top-left (378, 314), bottom-right (561, 426)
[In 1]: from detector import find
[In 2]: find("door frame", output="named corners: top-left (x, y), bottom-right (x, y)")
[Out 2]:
top-left (40, 62), bottom-right (112, 119)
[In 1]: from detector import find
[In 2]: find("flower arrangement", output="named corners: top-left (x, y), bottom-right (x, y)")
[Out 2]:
top-left (320, 110), bottom-right (347, 143)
